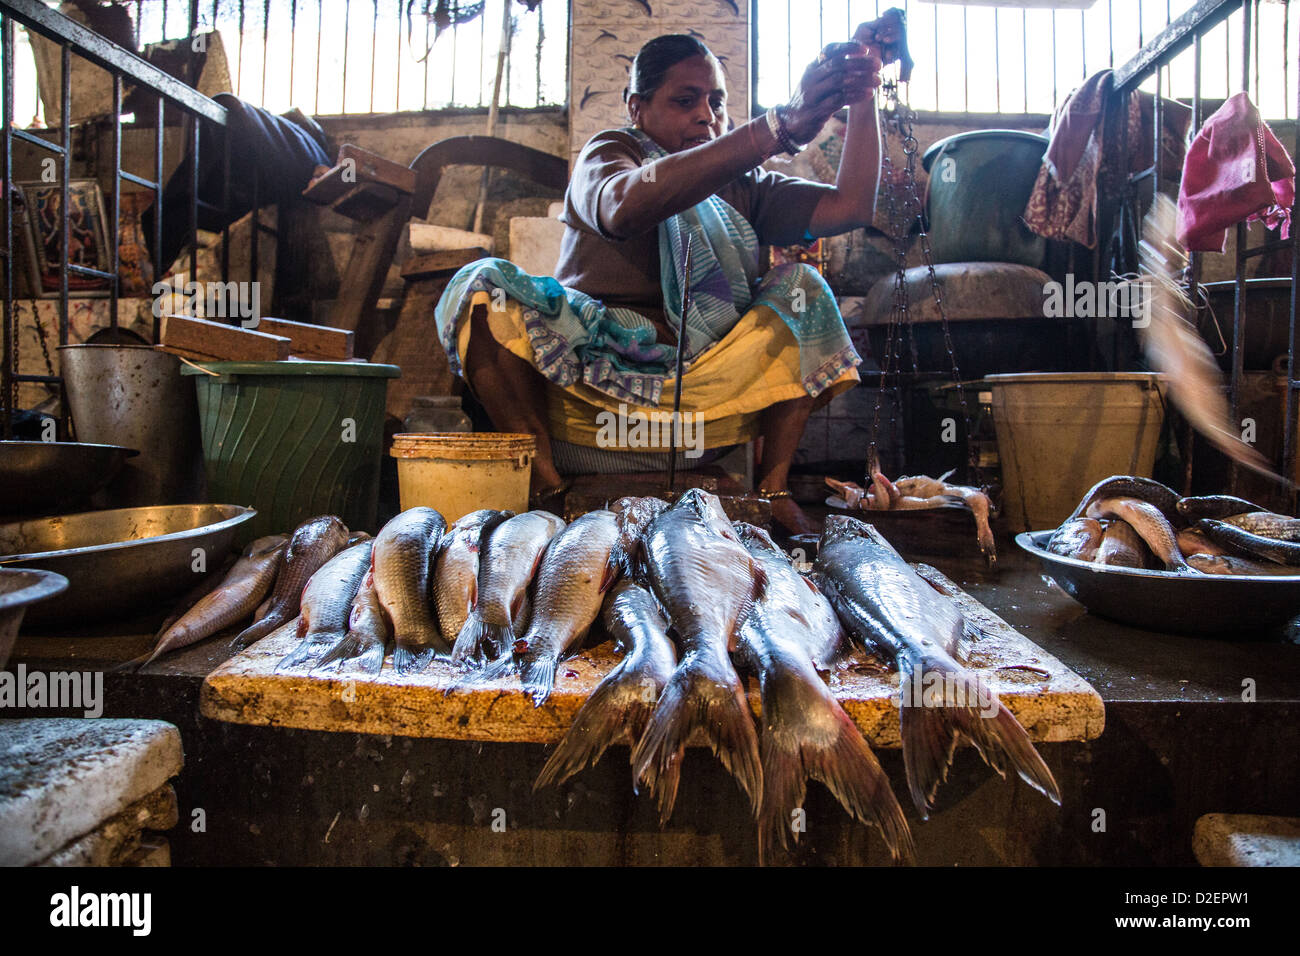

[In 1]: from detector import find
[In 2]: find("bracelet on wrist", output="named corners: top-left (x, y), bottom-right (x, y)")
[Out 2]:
top-left (773, 105), bottom-right (808, 155)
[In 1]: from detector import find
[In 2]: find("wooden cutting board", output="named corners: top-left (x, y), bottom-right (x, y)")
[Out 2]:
top-left (199, 562), bottom-right (1104, 747)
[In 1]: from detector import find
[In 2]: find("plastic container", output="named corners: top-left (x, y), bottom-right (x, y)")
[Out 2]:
top-left (986, 372), bottom-right (1166, 532)
top-left (922, 130), bottom-right (1049, 268)
top-left (182, 360), bottom-right (400, 541)
top-left (390, 433), bottom-right (535, 522)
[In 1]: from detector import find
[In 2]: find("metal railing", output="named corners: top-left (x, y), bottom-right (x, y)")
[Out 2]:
top-left (11, 0), bottom-right (567, 121)
top-left (2, 0), bottom-right (232, 438)
top-left (1110, 0), bottom-right (1300, 490)
top-left (754, 0), bottom-right (1297, 120)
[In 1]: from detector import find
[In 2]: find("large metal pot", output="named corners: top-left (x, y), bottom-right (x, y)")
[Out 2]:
top-left (58, 344), bottom-right (206, 506)
top-left (0, 440), bottom-right (138, 516)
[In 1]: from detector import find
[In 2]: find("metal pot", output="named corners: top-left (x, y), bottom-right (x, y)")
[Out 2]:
top-left (58, 344), bottom-right (206, 506)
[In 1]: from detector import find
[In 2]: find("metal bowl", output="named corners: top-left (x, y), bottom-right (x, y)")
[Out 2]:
top-left (0, 440), bottom-right (139, 515)
top-left (1016, 530), bottom-right (1300, 636)
top-left (0, 504), bottom-right (256, 628)
top-left (0, 569), bottom-right (69, 667)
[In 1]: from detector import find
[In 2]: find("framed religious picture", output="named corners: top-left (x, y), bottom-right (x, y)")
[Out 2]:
top-left (17, 178), bottom-right (113, 296)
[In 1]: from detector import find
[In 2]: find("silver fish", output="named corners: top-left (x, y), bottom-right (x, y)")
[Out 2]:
top-left (535, 576), bottom-right (677, 791)
top-left (372, 507), bottom-right (447, 673)
top-left (452, 510), bottom-right (565, 666)
top-left (815, 515), bottom-right (1060, 817)
top-left (487, 509), bottom-right (620, 706)
top-left (432, 509), bottom-right (513, 643)
top-left (233, 516), bottom-right (350, 647)
top-left (733, 522), bottom-right (914, 865)
top-left (313, 569), bottom-right (392, 675)
top-left (631, 489), bottom-right (765, 823)
top-left (277, 540), bottom-right (374, 671)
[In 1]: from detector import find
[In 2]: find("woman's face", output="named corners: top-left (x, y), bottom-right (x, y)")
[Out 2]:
top-left (628, 54), bottom-right (728, 153)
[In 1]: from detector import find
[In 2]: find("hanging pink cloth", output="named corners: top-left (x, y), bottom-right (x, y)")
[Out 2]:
top-left (1177, 92), bottom-right (1295, 253)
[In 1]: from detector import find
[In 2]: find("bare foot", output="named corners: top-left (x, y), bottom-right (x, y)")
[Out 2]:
top-left (770, 495), bottom-right (820, 537)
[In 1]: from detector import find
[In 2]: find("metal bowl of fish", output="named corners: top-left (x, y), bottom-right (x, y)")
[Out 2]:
top-left (0, 504), bottom-right (257, 628)
top-left (1016, 530), bottom-right (1300, 635)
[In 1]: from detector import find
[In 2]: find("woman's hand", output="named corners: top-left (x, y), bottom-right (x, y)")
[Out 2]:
top-left (781, 42), bottom-right (881, 146)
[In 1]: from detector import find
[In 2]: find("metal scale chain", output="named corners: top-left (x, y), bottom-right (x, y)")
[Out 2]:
top-left (866, 82), bottom-right (972, 482)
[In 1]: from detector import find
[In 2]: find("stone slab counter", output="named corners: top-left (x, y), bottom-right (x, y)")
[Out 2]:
top-left (199, 563), bottom-right (1104, 747)
top-left (1194, 813), bottom-right (1300, 867)
top-left (0, 717), bottom-right (183, 866)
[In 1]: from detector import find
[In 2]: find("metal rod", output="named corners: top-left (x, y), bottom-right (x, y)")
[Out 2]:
top-left (1285, 16), bottom-right (1300, 492)
top-left (668, 235), bottom-right (691, 493)
top-left (154, 94), bottom-right (164, 340)
top-left (59, 43), bottom-right (69, 347)
top-left (189, 113), bottom-right (200, 281)
top-left (261, 0), bottom-right (271, 106)
top-left (2, 13), bottom-right (13, 437)
top-left (111, 73), bottom-right (122, 331)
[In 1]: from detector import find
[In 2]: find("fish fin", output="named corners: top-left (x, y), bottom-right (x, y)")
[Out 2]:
top-left (451, 615), bottom-right (511, 667)
top-left (312, 633), bottom-right (385, 676)
top-left (900, 654), bottom-right (1061, 817)
top-left (113, 651), bottom-right (154, 673)
top-left (277, 630), bottom-right (344, 672)
top-left (520, 655), bottom-right (559, 707)
top-left (756, 661), bottom-right (915, 866)
top-left (392, 644), bottom-right (437, 675)
top-left (630, 651), bottom-right (762, 825)
top-left (599, 550), bottom-right (620, 593)
top-left (231, 612), bottom-right (285, 649)
top-left (728, 560), bottom-right (768, 654)
top-left (534, 659), bottom-right (661, 791)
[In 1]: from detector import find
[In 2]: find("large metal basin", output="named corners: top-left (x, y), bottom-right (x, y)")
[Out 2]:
top-left (0, 504), bottom-right (256, 627)
top-left (1017, 530), bottom-right (1300, 636)
top-left (0, 441), bottom-right (138, 515)
top-left (0, 569), bottom-right (68, 667)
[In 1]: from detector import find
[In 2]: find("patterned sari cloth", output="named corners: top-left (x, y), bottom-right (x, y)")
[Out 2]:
top-left (433, 128), bottom-right (860, 415)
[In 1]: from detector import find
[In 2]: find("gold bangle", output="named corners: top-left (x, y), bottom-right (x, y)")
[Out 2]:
top-left (758, 488), bottom-right (793, 500)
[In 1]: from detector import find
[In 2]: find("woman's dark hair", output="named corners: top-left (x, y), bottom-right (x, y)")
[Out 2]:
top-left (624, 34), bottom-right (715, 103)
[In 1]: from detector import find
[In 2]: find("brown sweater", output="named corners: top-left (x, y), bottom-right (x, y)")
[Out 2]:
top-left (554, 129), bottom-right (832, 330)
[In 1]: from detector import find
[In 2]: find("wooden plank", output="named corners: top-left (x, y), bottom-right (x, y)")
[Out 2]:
top-left (255, 317), bottom-right (355, 361)
top-left (328, 193), bottom-right (413, 340)
top-left (199, 557), bottom-right (1105, 747)
top-left (330, 182), bottom-right (401, 222)
top-left (159, 314), bottom-right (290, 362)
top-left (400, 248), bottom-right (491, 281)
top-left (368, 276), bottom-right (457, 425)
top-left (303, 143), bottom-right (416, 207)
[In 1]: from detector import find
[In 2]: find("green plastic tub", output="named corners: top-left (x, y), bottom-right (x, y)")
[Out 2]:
top-left (922, 129), bottom-right (1049, 268)
top-left (183, 360), bottom-right (400, 541)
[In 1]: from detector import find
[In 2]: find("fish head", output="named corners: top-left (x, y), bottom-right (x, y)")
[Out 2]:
top-left (674, 488), bottom-right (734, 533)
top-left (822, 513), bottom-right (871, 542)
top-left (732, 521), bottom-right (783, 558)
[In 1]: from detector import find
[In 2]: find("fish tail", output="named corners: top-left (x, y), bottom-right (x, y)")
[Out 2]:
top-left (756, 665), bottom-right (915, 865)
top-left (534, 660), bottom-right (659, 791)
top-left (444, 646), bottom-right (516, 696)
top-left (519, 654), bottom-right (560, 708)
top-left (113, 651), bottom-right (154, 673)
top-left (311, 633), bottom-right (386, 676)
top-left (631, 652), bottom-right (762, 825)
top-left (276, 631), bottom-right (344, 672)
top-left (392, 643), bottom-right (437, 675)
top-left (900, 653), bottom-right (1061, 817)
top-left (451, 614), bottom-right (510, 668)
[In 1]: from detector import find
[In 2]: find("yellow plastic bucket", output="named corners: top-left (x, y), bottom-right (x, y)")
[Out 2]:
top-left (390, 433), bottom-right (536, 522)
top-left (987, 373), bottom-right (1166, 532)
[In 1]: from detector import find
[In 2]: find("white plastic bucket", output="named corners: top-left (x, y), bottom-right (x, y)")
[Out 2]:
top-left (987, 372), bottom-right (1166, 532)
top-left (390, 433), bottom-right (536, 522)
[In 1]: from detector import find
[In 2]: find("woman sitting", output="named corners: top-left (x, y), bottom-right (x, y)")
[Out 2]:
top-left (434, 26), bottom-right (888, 534)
